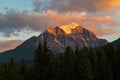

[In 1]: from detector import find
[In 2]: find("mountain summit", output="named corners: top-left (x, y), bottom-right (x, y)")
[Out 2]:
top-left (38, 23), bottom-right (108, 53)
top-left (47, 23), bottom-right (82, 35)
top-left (60, 23), bottom-right (80, 34)
top-left (0, 23), bottom-right (108, 63)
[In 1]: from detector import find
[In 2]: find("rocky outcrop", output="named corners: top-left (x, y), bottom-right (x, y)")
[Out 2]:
top-left (33, 24), bottom-right (108, 53)
top-left (0, 23), bottom-right (108, 63)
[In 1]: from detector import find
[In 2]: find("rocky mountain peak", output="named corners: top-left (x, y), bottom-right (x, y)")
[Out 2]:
top-left (60, 23), bottom-right (80, 34)
top-left (71, 26), bottom-right (84, 34)
top-left (46, 23), bottom-right (86, 37)
top-left (46, 26), bottom-right (67, 35)
top-left (55, 26), bottom-right (66, 35)
top-left (41, 23), bottom-right (108, 53)
top-left (0, 23), bottom-right (108, 63)
top-left (47, 27), bottom-right (56, 35)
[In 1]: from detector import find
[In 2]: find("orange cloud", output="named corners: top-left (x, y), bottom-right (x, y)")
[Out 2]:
top-left (44, 11), bottom-right (120, 36)
top-left (0, 39), bottom-right (23, 52)
top-left (0, 38), bottom-right (14, 42)
top-left (96, 0), bottom-right (120, 10)
top-left (33, 0), bottom-right (120, 12)
top-left (0, 10), bottom-right (120, 37)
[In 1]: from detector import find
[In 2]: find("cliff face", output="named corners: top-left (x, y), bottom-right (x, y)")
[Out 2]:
top-left (34, 23), bottom-right (108, 53)
top-left (0, 23), bottom-right (108, 63)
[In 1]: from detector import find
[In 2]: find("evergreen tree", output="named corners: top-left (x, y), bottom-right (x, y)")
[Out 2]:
top-left (97, 50), bottom-right (107, 80)
top-left (34, 41), bottom-right (50, 80)
top-left (0, 41), bottom-right (120, 80)
top-left (52, 54), bottom-right (66, 80)
top-left (78, 48), bottom-right (94, 80)
top-left (107, 61), bottom-right (114, 80)
top-left (19, 59), bottom-right (30, 80)
top-left (0, 64), bottom-right (5, 80)
top-left (63, 46), bottom-right (76, 80)
top-left (5, 58), bottom-right (20, 80)
top-left (87, 48), bottom-right (99, 80)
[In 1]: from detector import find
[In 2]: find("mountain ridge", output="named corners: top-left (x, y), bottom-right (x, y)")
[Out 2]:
top-left (0, 23), bottom-right (108, 63)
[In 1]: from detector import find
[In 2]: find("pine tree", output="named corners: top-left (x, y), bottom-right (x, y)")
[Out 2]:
top-left (34, 41), bottom-right (50, 80)
top-left (87, 48), bottom-right (99, 80)
top-left (19, 59), bottom-right (30, 80)
top-left (97, 50), bottom-right (107, 80)
top-left (34, 42), bottom-right (43, 80)
top-left (107, 61), bottom-right (114, 80)
top-left (63, 46), bottom-right (76, 80)
top-left (52, 54), bottom-right (65, 80)
top-left (0, 64), bottom-right (5, 80)
top-left (78, 48), bottom-right (94, 80)
top-left (6, 58), bottom-right (20, 80)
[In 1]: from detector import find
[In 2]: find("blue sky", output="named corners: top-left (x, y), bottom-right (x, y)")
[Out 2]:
top-left (0, 0), bottom-right (38, 40)
top-left (0, 0), bottom-right (33, 12)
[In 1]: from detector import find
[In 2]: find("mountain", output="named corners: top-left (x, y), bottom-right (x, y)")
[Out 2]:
top-left (0, 23), bottom-right (108, 63)
top-left (0, 36), bottom-right (37, 63)
top-left (112, 38), bottom-right (120, 46)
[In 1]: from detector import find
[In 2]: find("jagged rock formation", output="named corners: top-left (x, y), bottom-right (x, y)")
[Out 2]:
top-left (0, 23), bottom-right (108, 63)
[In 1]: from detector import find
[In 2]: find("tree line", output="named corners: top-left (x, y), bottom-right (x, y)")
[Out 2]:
top-left (0, 41), bottom-right (120, 80)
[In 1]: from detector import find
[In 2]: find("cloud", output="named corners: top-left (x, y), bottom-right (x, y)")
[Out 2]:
top-left (42, 11), bottom-right (120, 36)
top-left (33, 0), bottom-right (51, 12)
top-left (33, 0), bottom-right (42, 12)
top-left (33, 0), bottom-right (120, 13)
top-left (0, 0), bottom-right (120, 52)
top-left (0, 38), bottom-right (23, 52)
top-left (0, 10), bottom-right (119, 37)
top-left (0, 9), bottom-right (51, 37)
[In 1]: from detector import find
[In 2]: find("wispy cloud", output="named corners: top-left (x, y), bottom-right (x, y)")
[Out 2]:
top-left (0, 38), bottom-right (23, 52)
top-left (32, 0), bottom-right (120, 12)
top-left (0, 0), bottom-right (120, 51)
top-left (0, 10), bottom-right (120, 37)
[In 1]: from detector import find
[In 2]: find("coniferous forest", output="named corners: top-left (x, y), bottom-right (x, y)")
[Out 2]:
top-left (0, 42), bottom-right (120, 80)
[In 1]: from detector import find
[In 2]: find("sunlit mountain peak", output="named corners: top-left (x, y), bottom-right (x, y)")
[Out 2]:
top-left (47, 27), bottom-right (56, 35)
top-left (60, 23), bottom-right (80, 34)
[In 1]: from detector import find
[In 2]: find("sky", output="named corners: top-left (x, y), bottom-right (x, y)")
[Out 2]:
top-left (0, 0), bottom-right (120, 52)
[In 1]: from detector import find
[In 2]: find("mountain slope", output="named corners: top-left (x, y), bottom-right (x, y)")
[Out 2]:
top-left (112, 38), bottom-right (120, 46)
top-left (0, 37), bottom-right (37, 63)
top-left (0, 23), bottom-right (108, 63)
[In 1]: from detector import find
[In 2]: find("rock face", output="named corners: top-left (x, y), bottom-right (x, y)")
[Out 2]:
top-left (34, 23), bottom-right (108, 53)
top-left (0, 23), bottom-right (108, 63)
top-left (112, 38), bottom-right (120, 46)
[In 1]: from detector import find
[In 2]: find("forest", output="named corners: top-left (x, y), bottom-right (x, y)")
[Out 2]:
top-left (0, 41), bottom-right (120, 80)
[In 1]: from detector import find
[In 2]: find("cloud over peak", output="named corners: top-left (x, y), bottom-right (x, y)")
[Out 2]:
top-left (0, 0), bottom-right (120, 52)
top-left (0, 0), bottom-right (119, 38)
top-left (0, 10), bottom-right (119, 37)
top-left (0, 38), bottom-right (23, 52)
top-left (33, 0), bottom-right (120, 13)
